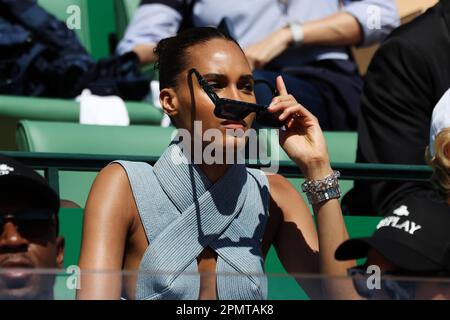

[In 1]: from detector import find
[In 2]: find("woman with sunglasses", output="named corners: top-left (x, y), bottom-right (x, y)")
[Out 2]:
top-left (77, 27), bottom-right (355, 300)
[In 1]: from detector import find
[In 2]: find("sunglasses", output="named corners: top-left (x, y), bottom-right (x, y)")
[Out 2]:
top-left (0, 209), bottom-right (56, 238)
top-left (189, 68), bottom-right (285, 128)
top-left (348, 265), bottom-right (419, 300)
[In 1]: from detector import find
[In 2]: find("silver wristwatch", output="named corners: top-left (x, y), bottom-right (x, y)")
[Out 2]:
top-left (301, 171), bottom-right (341, 205)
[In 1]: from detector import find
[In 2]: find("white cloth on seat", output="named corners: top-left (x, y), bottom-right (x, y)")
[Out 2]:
top-left (77, 89), bottom-right (130, 126)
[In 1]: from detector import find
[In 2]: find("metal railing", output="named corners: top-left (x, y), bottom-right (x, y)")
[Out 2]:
top-left (0, 151), bottom-right (432, 195)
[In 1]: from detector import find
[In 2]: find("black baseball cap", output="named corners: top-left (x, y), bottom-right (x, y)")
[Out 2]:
top-left (0, 155), bottom-right (59, 214)
top-left (336, 194), bottom-right (450, 272)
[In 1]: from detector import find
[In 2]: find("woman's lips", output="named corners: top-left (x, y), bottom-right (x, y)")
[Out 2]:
top-left (221, 120), bottom-right (247, 130)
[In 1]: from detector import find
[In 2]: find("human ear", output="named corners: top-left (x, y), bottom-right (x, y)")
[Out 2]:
top-left (444, 142), bottom-right (450, 159)
top-left (56, 236), bottom-right (65, 268)
top-left (160, 88), bottom-right (180, 118)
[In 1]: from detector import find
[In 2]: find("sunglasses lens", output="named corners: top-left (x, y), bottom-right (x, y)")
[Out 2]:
top-left (256, 110), bottom-right (284, 128)
top-left (0, 210), bottom-right (55, 238)
top-left (216, 102), bottom-right (253, 121)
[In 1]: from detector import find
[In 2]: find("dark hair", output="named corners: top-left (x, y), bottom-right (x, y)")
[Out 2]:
top-left (154, 27), bottom-right (241, 89)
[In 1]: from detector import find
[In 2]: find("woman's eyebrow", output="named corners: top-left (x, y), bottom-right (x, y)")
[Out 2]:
top-left (202, 74), bottom-right (254, 81)
top-left (203, 73), bottom-right (227, 80)
top-left (239, 74), bottom-right (254, 81)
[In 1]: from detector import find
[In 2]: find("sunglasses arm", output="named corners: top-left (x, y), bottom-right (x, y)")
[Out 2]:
top-left (188, 68), bottom-right (221, 104)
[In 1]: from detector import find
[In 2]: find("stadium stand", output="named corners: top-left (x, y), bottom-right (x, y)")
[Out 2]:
top-left (0, 0), bottom-right (440, 300)
top-left (0, 0), bottom-right (160, 151)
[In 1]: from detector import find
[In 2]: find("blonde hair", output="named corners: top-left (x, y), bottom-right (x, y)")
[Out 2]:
top-left (426, 128), bottom-right (450, 197)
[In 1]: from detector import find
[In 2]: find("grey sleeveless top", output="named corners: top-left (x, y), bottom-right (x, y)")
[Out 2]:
top-left (114, 142), bottom-right (270, 300)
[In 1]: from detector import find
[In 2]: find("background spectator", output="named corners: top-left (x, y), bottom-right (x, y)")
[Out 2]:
top-left (117, 0), bottom-right (400, 130)
top-left (343, 0), bottom-right (450, 216)
top-left (336, 195), bottom-right (450, 300)
top-left (0, 156), bottom-right (64, 300)
top-left (426, 88), bottom-right (450, 204)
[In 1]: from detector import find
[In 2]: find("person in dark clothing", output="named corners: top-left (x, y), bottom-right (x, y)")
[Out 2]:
top-left (342, 0), bottom-right (450, 216)
top-left (0, 156), bottom-right (64, 300)
top-left (337, 195), bottom-right (450, 300)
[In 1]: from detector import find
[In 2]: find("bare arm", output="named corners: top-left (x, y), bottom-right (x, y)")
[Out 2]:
top-left (302, 12), bottom-right (362, 47)
top-left (266, 175), bottom-right (319, 272)
top-left (244, 12), bottom-right (361, 69)
top-left (265, 76), bottom-right (359, 299)
top-left (267, 172), bottom-right (357, 299)
top-left (76, 164), bottom-right (135, 300)
top-left (133, 43), bottom-right (157, 65)
top-left (133, 12), bottom-right (360, 68)
top-left (264, 174), bottom-right (320, 298)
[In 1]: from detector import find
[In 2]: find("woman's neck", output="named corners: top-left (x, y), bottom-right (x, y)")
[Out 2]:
top-left (199, 163), bottom-right (231, 184)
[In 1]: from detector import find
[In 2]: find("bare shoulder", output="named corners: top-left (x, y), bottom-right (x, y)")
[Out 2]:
top-left (84, 163), bottom-right (136, 228)
top-left (78, 163), bottom-right (137, 298)
top-left (93, 162), bottom-right (130, 187)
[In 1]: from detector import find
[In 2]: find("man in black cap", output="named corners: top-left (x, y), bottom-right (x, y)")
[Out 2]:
top-left (336, 194), bottom-right (450, 300)
top-left (0, 155), bottom-right (64, 300)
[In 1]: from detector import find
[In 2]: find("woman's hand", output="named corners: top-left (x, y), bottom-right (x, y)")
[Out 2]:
top-left (268, 76), bottom-right (332, 180)
top-left (244, 28), bottom-right (292, 70)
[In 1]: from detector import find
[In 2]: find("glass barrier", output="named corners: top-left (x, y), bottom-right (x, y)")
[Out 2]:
top-left (0, 268), bottom-right (449, 300)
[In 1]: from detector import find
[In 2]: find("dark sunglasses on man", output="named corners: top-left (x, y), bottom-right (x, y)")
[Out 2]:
top-left (347, 265), bottom-right (450, 300)
top-left (189, 68), bottom-right (285, 128)
top-left (0, 209), bottom-right (56, 238)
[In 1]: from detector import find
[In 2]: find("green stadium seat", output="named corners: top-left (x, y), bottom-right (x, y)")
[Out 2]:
top-left (38, 0), bottom-right (116, 59)
top-left (38, 0), bottom-right (90, 49)
top-left (17, 120), bottom-right (176, 206)
top-left (258, 129), bottom-right (357, 204)
top-left (0, 95), bottom-right (163, 151)
top-left (17, 120), bottom-right (174, 155)
top-left (258, 129), bottom-right (357, 163)
top-left (0, 2), bottom-right (160, 152)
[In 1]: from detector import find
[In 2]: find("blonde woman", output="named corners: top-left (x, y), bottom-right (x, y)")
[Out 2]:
top-left (427, 89), bottom-right (450, 204)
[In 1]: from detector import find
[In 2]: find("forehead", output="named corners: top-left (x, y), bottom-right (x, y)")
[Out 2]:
top-left (186, 38), bottom-right (250, 77)
top-left (0, 203), bottom-right (31, 215)
top-left (0, 190), bottom-right (36, 214)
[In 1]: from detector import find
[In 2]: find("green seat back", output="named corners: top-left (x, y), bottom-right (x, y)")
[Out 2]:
top-left (17, 121), bottom-right (176, 206)
top-left (258, 130), bottom-right (357, 205)
top-left (259, 130), bottom-right (357, 163)
top-left (0, 95), bottom-right (163, 151)
top-left (38, 0), bottom-right (116, 59)
top-left (37, 0), bottom-right (89, 49)
top-left (17, 121), bottom-right (175, 155)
